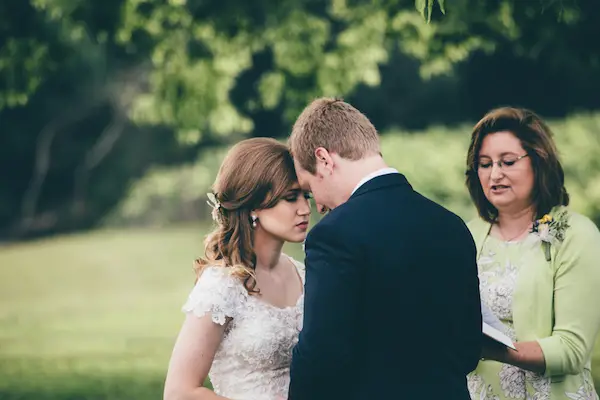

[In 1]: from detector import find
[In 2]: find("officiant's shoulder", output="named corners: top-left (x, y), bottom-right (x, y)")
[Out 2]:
top-left (466, 217), bottom-right (485, 234)
top-left (553, 208), bottom-right (600, 247)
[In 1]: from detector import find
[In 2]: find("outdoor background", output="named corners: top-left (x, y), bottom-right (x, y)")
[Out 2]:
top-left (2, 0), bottom-right (600, 398)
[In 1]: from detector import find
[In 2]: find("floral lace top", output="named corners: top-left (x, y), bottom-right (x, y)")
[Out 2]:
top-left (181, 256), bottom-right (305, 400)
top-left (467, 234), bottom-right (598, 400)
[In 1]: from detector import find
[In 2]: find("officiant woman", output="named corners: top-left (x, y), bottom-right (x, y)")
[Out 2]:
top-left (464, 106), bottom-right (600, 399)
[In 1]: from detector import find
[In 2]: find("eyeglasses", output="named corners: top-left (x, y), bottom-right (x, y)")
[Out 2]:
top-left (477, 154), bottom-right (528, 171)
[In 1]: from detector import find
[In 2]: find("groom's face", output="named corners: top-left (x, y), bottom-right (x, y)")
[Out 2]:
top-left (293, 159), bottom-right (332, 214)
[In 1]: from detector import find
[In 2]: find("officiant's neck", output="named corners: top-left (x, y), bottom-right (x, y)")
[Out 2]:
top-left (496, 205), bottom-right (535, 229)
top-left (253, 230), bottom-right (284, 272)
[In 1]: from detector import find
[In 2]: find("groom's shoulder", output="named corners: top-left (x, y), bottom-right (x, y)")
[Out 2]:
top-left (306, 205), bottom-right (355, 243)
top-left (309, 206), bottom-right (347, 233)
top-left (395, 189), bottom-right (475, 238)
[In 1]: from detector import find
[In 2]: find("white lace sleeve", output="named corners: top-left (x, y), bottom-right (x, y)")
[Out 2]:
top-left (181, 266), bottom-right (247, 325)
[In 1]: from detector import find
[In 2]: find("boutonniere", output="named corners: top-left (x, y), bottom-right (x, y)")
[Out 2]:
top-left (531, 209), bottom-right (570, 261)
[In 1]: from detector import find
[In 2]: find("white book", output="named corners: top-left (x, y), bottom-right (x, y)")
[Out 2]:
top-left (481, 303), bottom-right (516, 350)
top-left (482, 321), bottom-right (516, 350)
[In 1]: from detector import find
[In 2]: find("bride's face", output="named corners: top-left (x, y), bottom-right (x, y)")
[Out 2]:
top-left (254, 185), bottom-right (311, 243)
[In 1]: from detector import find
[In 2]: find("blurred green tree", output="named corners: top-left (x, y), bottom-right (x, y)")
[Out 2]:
top-left (0, 0), bottom-right (595, 238)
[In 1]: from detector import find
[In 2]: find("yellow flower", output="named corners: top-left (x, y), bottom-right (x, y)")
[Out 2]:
top-left (539, 214), bottom-right (553, 224)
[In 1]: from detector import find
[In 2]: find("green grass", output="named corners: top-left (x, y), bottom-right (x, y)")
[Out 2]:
top-left (2, 224), bottom-right (600, 398)
top-left (0, 224), bottom-right (303, 399)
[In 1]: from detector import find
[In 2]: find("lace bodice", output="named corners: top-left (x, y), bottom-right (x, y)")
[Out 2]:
top-left (182, 257), bottom-right (305, 400)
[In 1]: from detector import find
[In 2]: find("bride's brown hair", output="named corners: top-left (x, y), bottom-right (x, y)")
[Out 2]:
top-left (194, 137), bottom-right (298, 294)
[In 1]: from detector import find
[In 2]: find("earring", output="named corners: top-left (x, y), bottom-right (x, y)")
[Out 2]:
top-left (251, 214), bottom-right (258, 228)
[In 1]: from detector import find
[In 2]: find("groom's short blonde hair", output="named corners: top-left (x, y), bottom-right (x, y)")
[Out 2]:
top-left (289, 97), bottom-right (381, 174)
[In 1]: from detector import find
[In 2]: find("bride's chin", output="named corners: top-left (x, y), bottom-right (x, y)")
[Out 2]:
top-left (286, 234), bottom-right (307, 244)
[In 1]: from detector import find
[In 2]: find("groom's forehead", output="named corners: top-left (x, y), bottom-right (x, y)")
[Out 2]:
top-left (294, 169), bottom-right (312, 190)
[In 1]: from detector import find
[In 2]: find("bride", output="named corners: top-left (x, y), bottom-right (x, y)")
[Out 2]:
top-left (163, 138), bottom-right (311, 400)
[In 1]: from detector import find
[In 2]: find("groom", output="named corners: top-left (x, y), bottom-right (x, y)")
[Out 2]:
top-left (287, 98), bottom-right (482, 399)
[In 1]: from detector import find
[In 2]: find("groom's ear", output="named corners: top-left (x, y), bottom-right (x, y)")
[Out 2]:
top-left (314, 147), bottom-right (334, 176)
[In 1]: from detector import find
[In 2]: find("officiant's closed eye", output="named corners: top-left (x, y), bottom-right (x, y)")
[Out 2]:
top-left (477, 154), bottom-right (529, 170)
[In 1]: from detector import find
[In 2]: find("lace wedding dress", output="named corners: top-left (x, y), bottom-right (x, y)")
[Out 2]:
top-left (182, 257), bottom-right (305, 400)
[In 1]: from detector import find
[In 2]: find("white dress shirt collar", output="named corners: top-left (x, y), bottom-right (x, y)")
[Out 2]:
top-left (351, 167), bottom-right (399, 196)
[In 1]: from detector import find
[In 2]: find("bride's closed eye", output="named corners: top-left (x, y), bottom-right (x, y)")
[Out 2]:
top-left (284, 191), bottom-right (312, 202)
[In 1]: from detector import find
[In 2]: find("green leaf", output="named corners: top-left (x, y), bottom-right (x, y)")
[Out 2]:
top-left (438, 0), bottom-right (446, 14)
top-left (415, 0), bottom-right (426, 20)
top-left (427, 0), bottom-right (433, 22)
top-left (416, 0), bottom-right (445, 22)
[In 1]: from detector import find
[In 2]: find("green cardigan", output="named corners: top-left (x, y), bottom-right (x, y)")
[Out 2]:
top-left (468, 206), bottom-right (600, 396)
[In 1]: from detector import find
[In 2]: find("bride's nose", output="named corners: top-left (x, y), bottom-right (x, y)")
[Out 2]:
top-left (298, 198), bottom-right (311, 215)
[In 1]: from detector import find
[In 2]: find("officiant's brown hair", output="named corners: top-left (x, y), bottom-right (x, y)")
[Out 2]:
top-left (194, 137), bottom-right (298, 294)
top-left (465, 106), bottom-right (569, 223)
top-left (289, 97), bottom-right (381, 174)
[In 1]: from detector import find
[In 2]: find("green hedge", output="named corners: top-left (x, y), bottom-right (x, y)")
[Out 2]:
top-left (382, 112), bottom-right (600, 224)
top-left (106, 112), bottom-right (600, 227)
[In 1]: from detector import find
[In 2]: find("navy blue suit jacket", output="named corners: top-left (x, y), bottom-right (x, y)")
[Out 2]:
top-left (288, 173), bottom-right (482, 400)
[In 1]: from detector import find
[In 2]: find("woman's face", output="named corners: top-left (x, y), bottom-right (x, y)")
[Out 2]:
top-left (477, 131), bottom-right (535, 215)
top-left (254, 184), bottom-right (312, 243)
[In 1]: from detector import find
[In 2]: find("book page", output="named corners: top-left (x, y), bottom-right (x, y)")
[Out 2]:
top-left (481, 303), bottom-right (516, 350)
top-left (481, 302), bottom-right (507, 333)
top-left (483, 322), bottom-right (516, 350)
